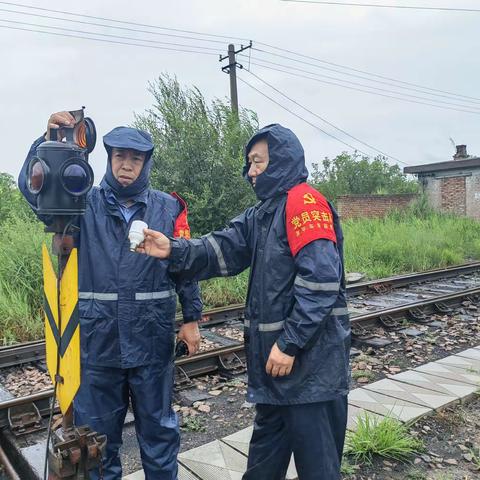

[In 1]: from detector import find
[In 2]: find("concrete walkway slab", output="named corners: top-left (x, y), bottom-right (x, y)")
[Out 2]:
top-left (347, 404), bottom-right (384, 431)
top-left (415, 361), bottom-right (480, 386)
top-left (124, 345), bottom-right (480, 480)
top-left (436, 354), bottom-right (480, 372)
top-left (454, 348), bottom-right (480, 361)
top-left (222, 427), bottom-right (253, 455)
top-left (178, 440), bottom-right (247, 480)
top-left (123, 463), bottom-right (197, 480)
top-left (348, 388), bottom-right (431, 422)
top-left (221, 427), bottom-right (298, 479)
top-left (387, 370), bottom-right (479, 399)
top-left (362, 378), bottom-right (458, 410)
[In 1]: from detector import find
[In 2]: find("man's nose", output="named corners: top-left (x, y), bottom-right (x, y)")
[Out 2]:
top-left (122, 160), bottom-right (134, 171)
top-left (248, 164), bottom-right (257, 177)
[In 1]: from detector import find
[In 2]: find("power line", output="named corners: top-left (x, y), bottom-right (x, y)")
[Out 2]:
top-left (2, 1), bottom-right (475, 104)
top-left (238, 74), bottom-right (379, 158)
top-left (254, 44), bottom-right (480, 102)
top-left (280, 0), bottom-right (480, 12)
top-left (0, 24), bottom-right (220, 56)
top-left (0, 1), bottom-right (250, 42)
top-left (247, 62), bottom-right (480, 115)
top-left (0, 7), bottom-right (228, 45)
top-left (251, 47), bottom-right (480, 104)
top-left (238, 55), bottom-right (480, 111)
top-left (0, 18), bottom-right (222, 52)
top-left (244, 69), bottom-right (407, 164)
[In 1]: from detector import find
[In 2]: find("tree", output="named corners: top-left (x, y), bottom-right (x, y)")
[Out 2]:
top-left (134, 74), bottom-right (258, 235)
top-left (310, 153), bottom-right (418, 203)
top-left (0, 173), bottom-right (34, 225)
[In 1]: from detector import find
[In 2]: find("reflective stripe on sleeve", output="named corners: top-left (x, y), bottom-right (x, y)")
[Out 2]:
top-left (135, 290), bottom-right (176, 300)
top-left (294, 276), bottom-right (340, 292)
top-left (243, 319), bottom-right (284, 332)
top-left (331, 307), bottom-right (349, 316)
top-left (205, 234), bottom-right (228, 276)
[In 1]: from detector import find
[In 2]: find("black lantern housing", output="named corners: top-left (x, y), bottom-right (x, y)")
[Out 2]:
top-left (27, 108), bottom-right (95, 216)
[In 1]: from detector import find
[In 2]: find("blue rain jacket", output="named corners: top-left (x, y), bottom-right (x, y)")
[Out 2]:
top-left (168, 124), bottom-right (350, 405)
top-left (19, 129), bottom-right (202, 369)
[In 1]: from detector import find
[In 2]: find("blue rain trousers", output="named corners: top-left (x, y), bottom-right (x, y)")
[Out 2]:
top-left (243, 397), bottom-right (348, 480)
top-left (74, 362), bottom-right (180, 480)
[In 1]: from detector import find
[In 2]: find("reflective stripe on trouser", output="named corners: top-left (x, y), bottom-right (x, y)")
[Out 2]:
top-left (78, 291), bottom-right (175, 301)
top-left (74, 362), bottom-right (179, 480)
top-left (242, 397), bottom-right (348, 480)
top-left (243, 306), bottom-right (349, 331)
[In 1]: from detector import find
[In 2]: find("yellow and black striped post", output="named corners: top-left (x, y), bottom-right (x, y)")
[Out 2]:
top-left (42, 243), bottom-right (80, 415)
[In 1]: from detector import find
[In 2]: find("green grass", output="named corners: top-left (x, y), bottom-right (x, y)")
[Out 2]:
top-left (351, 370), bottom-right (375, 382)
top-left (0, 215), bottom-right (49, 345)
top-left (3, 207), bottom-right (480, 343)
top-left (181, 416), bottom-right (206, 432)
top-left (343, 209), bottom-right (480, 279)
top-left (340, 457), bottom-right (358, 476)
top-left (200, 269), bottom-right (249, 309)
top-left (344, 412), bottom-right (424, 465)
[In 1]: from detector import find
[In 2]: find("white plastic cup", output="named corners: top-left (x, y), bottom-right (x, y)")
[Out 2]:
top-left (129, 220), bottom-right (148, 252)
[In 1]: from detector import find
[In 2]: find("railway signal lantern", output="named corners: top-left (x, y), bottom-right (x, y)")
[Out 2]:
top-left (33, 107), bottom-right (107, 478)
top-left (26, 107), bottom-right (95, 217)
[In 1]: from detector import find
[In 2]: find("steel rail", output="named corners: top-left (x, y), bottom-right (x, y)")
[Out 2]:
top-left (347, 261), bottom-right (480, 295)
top-left (1, 282), bottom-right (479, 418)
top-left (350, 285), bottom-right (480, 327)
top-left (1, 263), bottom-right (479, 370)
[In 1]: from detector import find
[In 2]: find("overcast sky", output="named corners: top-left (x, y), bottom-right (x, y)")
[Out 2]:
top-left (1, 0), bottom-right (479, 185)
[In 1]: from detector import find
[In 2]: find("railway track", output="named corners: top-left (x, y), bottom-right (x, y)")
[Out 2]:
top-left (1, 262), bottom-right (480, 430)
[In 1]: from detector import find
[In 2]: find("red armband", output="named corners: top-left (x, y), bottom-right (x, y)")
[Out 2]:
top-left (171, 192), bottom-right (191, 239)
top-left (286, 183), bottom-right (336, 256)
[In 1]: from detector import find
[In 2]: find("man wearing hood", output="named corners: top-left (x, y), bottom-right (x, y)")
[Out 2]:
top-left (19, 111), bottom-right (203, 480)
top-left (137, 124), bottom-right (350, 479)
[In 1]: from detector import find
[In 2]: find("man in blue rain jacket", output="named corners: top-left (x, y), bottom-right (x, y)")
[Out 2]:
top-left (138, 124), bottom-right (350, 479)
top-left (19, 111), bottom-right (203, 480)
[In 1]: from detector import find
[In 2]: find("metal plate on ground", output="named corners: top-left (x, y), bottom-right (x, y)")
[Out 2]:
top-left (348, 388), bottom-right (431, 423)
top-left (362, 378), bottom-right (458, 410)
top-left (0, 384), bottom-right (13, 402)
top-left (398, 328), bottom-right (425, 337)
top-left (352, 337), bottom-right (393, 348)
top-left (178, 388), bottom-right (213, 406)
top-left (387, 370), bottom-right (478, 399)
top-left (201, 330), bottom-right (241, 347)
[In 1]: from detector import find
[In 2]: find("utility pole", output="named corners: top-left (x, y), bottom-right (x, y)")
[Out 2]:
top-left (219, 41), bottom-right (252, 118)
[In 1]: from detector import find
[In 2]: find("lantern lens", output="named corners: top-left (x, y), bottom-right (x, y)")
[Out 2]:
top-left (62, 163), bottom-right (92, 195)
top-left (28, 159), bottom-right (45, 194)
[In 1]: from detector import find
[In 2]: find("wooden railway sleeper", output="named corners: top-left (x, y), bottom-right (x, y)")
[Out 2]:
top-left (369, 283), bottom-right (392, 294)
top-left (379, 315), bottom-right (403, 330)
top-left (434, 302), bottom-right (453, 314)
top-left (351, 324), bottom-right (374, 339)
top-left (407, 307), bottom-right (431, 324)
top-left (174, 366), bottom-right (192, 389)
top-left (218, 352), bottom-right (246, 375)
top-left (8, 402), bottom-right (44, 436)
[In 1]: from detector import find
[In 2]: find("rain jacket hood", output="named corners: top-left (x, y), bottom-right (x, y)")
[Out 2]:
top-left (102, 126), bottom-right (154, 199)
top-left (243, 124), bottom-right (309, 201)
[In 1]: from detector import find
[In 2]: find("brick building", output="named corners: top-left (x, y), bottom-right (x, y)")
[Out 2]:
top-left (404, 145), bottom-right (480, 220)
top-left (336, 193), bottom-right (419, 220)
